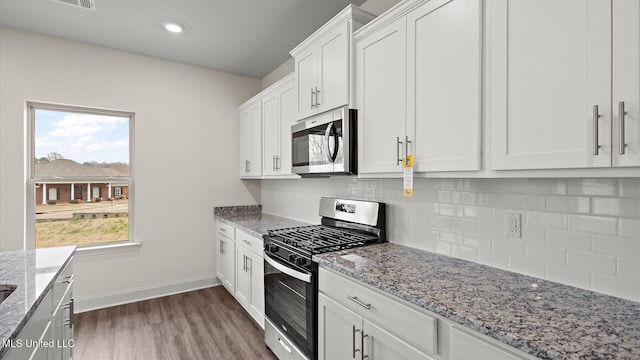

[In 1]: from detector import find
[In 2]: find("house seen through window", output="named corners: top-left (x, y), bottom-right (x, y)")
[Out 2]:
top-left (30, 102), bottom-right (133, 248)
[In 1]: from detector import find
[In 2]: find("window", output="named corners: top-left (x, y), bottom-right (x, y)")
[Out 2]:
top-left (28, 102), bottom-right (134, 248)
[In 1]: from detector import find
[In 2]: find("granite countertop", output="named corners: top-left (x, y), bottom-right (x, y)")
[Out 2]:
top-left (314, 243), bottom-right (640, 360)
top-left (214, 205), bottom-right (309, 238)
top-left (0, 246), bottom-right (76, 358)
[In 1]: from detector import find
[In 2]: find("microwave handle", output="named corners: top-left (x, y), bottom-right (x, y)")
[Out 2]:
top-left (324, 123), bottom-right (339, 163)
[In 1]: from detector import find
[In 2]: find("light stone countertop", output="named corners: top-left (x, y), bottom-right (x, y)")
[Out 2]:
top-left (214, 205), bottom-right (309, 239)
top-left (313, 242), bottom-right (640, 360)
top-left (0, 246), bottom-right (76, 358)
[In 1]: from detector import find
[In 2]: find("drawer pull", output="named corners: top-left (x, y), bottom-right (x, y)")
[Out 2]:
top-left (353, 325), bottom-right (361, 358)
top-left (347, 295), bottom-right (371, 310)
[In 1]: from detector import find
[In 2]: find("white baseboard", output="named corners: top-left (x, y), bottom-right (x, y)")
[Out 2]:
top-left (74, 276), bottom-right (221, 313)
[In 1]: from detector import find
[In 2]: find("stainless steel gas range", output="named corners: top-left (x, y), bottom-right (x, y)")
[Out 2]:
top-left (263, 197), bottom-right (386, 360)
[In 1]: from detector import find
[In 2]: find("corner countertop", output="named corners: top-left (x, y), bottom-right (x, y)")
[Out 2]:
top-left (214, 205), bottom-right (309, 238)
top-left (0, 246), bottom-right (76, 358)
top-left (314, 243), bottom-right (640, 360)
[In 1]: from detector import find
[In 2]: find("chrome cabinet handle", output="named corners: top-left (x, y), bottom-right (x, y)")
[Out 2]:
top-left (219, 242), bottom-right (223, 254)
top-left (396, 137), bottom-right (403, 165)
top-left (347, 295), bottom-right (371, 310)
top-left (362, 332), bottom-right (369, 360)
top-left (353, 325), bottom-right (361, 358)
top-left (405, 135), bottom-right (411, 166)
top-left (619, 101), bottom-right (627, 155)
top-left (315, 87), bottom-right (320, 106)
top-left (219, 227), bottom-right (226, 233)
top-left (275, 156), bottom-right (280, 170)
top-left (593, 105), bottom-right (601, 156)
top-left (311, 88), bottom-right (316, 108)
top-left (272, 155), bottom-right (276, 171)
top-left (246, 256), bottom-right (251, 272)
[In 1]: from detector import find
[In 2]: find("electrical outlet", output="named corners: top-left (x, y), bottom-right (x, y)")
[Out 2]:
top-left (504, 213), bottom-right (521, 238)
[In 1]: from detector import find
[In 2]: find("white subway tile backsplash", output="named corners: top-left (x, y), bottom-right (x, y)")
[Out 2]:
top-left (618, 178), bottom-right (640, 198)
top-left (526, 179), bottom-right (567, 194)
top-left (617, 258), bottom-right (640, 281)
top-left (463, 233), bottom-right (492, 250)
top-left (509, 256), bottom-right (546, 278)
top-left (509, 194), bottom-right (546, 211)
top-left (592, 197), bottom-right (640, 218)
top-left (618, 218), bottom-right (640, 239)
top-left (546, 264), bottom-right (591, 289)
top-left (527, 211), bottom-right (568, 229)
top-left (463, 206), bottom-right (494, 220)
top-left (452, 245), bottom-right (478, 262)
top-left (592, 235), bottom-right (640, 258)
top-left (493, 179), bottom-right (527, 193)
top-left (463, 178), bottom-right (492, 192)
top-left (545, 195), bottom-right (590, 214)
top-left (526, 244), bottom-right (567, 265)
top-left (591, 274), bottom-right (640, 302)
top-left (262, 177), bottom-right (637, 301)
top-left (567, 179), bottom-right (618, 196)
top-left (478, 192), bottom-right (509, 208)
top-left (568, 215), bottom-right (617, 235)
top-left (546, 229), bottom-right (591, 251)
top-left (567, 250), bottom-right (616, 275)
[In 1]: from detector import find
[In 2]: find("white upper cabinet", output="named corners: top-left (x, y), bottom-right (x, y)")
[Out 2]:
top-left (262, 74), bottom-right (297, 177)
top-left (357, 17), bottom-right (408, 174)
top-left (613, 0), bottom-right (640, 167)
top-left (291, 5), bottom-right (375, 121)
top-left (239, 99), bottom-right (262, 177)
top-left (408, 0), bottom-right (482, 172)
top-left (356, 0), bottom-right (482, 175)
top-left (489, 0), bottom-right (639, 170)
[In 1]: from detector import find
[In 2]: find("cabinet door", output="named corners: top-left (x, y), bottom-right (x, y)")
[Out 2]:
top-left (318, 293), bottom-right (363, 360)
top-left (296, 47), bottom-right (318, 120)
top-left (220, 238), bottom-right (235, 293)
top-left (239, 109), bottom-right (252, 176)
top-left (364, 319), bottom-right (435, 360)
top-left (235, 246), bottom-right (250, 308)
top-left (248, 103), bottom-right (262, 176)
top-left (278, 79), bottom-right (297, 174)
top-left (356, 18), bottom-right (407, 174)
top-left (613, 0), bottom-right (640, 167)
top-left (451, 327), bottom-right (529, 360)
top-left (262, 91), bottom-right (280, 176)
top-left (247, 251), bottom-right (265, 328)
top-left (318, 22), bottom-right (350, 113)
top-left (489, 0), bottom-right (612, 169)
top-left (408, 0), bottom-right (481, 172)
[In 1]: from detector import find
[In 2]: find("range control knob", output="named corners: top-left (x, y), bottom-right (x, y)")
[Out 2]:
top-left (288, 254), bottom-right (297, 263)
top-left (295, 257), bottom-right (307, 266)
top-left (269, 244), bottom-right (279, 253)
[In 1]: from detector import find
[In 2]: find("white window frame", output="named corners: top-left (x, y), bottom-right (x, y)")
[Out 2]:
top-left (27, 101), bottom-right (136, 249)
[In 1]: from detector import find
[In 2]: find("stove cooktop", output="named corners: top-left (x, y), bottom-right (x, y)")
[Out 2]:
top-left (266, 224), bottom-right (381, 256)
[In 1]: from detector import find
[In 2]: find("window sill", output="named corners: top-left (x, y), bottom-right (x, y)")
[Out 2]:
top-left (75, 241), bottom-right (141, 256)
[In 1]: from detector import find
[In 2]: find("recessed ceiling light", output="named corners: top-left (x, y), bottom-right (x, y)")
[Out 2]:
top-left (163, 22), bottom-right (184, 34)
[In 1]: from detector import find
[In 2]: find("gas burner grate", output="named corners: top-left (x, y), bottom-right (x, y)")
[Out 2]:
top-left (267, 225), bottom-right (380, 255)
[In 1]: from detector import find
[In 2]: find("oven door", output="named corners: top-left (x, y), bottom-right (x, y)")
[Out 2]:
top-left (264, 252), bottom-right (314, 358)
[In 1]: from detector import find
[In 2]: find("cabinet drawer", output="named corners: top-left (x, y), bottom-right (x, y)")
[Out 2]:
top-left (319, 267), bottom-right (437, 355)
top-left (451, 326), bottom-right (533, 360)
top-left (52, 258), bottom-right (73, 312)
top-left (217, 221), bottom-right (235, 240)
top-left (236, 229), bottom-right (263, 257)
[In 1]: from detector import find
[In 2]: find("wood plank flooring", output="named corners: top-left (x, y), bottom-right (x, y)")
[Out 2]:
top-left (74, 285), bottom-right (278, 360)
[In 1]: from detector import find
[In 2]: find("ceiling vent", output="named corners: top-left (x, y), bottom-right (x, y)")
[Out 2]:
top-left (51, 0), bottom-right (96, 11)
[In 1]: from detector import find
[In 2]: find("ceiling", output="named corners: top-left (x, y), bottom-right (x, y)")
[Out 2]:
top-left (0, 0), bottom-right (366, 79)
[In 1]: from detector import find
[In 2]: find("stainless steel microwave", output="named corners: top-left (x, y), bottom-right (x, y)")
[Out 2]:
top-left (291, 107), bottom-right (357, 176)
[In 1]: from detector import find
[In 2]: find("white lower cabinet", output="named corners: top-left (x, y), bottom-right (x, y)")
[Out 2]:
top-left (318, 294), bottom-right (434, 360)
top-left (319, 267), bottom-right (537, 360)
top-left (216, 222), bottom-right (236, 293)
top-left (234, 229), bottom-right (265, 328)
top-left (4, 258), bottom-right (74, 360)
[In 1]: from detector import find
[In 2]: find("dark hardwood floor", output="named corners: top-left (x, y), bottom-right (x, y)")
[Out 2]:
top-left (74, 285), bottom-right (278, 360)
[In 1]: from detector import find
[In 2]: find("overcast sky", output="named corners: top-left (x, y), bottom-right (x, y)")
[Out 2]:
top-left (35, 109), bottom-right (129, 164)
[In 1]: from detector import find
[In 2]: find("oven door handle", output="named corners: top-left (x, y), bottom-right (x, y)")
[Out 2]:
top-left (264, 253), bottom-right (312, 283)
